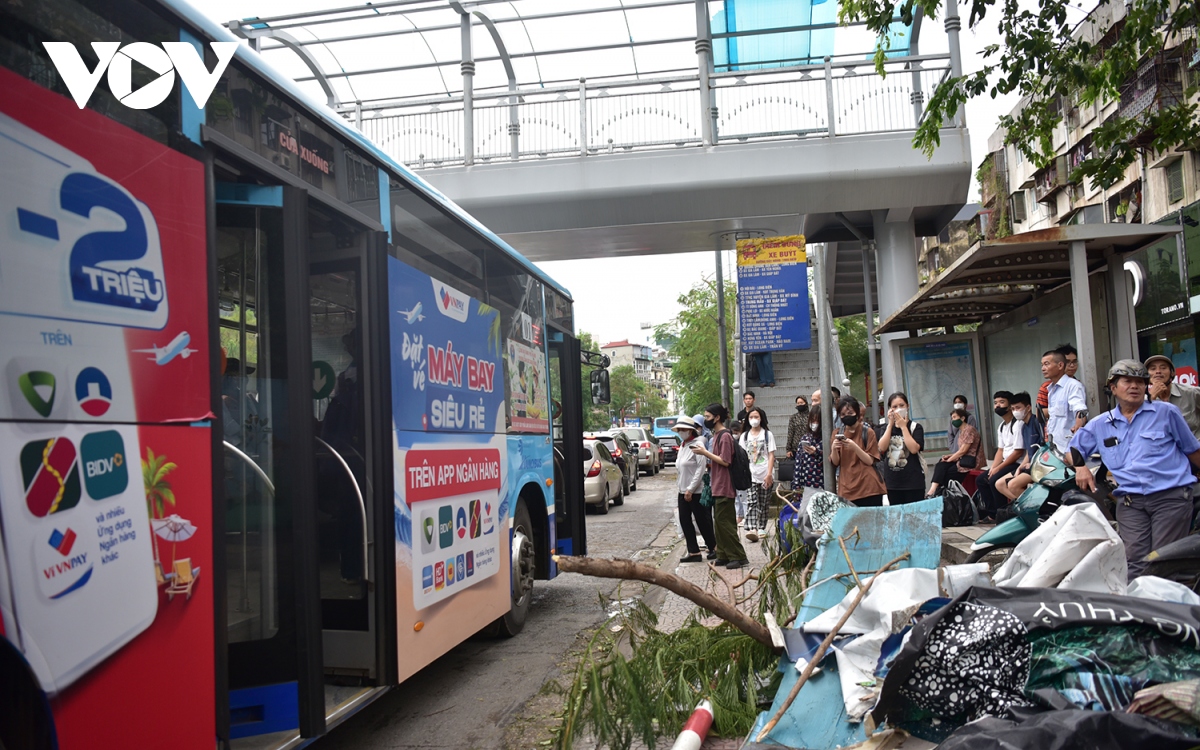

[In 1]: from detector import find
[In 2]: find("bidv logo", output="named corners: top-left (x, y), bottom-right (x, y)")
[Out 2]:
top-left (43, 41), bottom-right (238, 110)
top-left (431, 279), bottom-right (470, 322)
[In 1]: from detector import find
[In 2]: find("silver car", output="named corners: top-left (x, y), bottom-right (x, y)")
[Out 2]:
top-left (619, 427), bottom-right (661, 476)
top-left (583, 439), bottom-right (623, 515)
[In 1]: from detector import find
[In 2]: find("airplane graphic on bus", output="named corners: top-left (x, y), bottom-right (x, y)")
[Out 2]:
top-left (132, 331), bottom-right (198, 365)
top-left (398, 302), bottom-right (424, 324)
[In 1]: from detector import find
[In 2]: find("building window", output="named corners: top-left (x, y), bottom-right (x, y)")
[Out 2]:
top-left (1168, 159), bottom-right (1185, 204)
top-left (1010, 191), bottom-right (1028, 224)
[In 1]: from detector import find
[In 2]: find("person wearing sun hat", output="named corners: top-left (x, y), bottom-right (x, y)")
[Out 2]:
top-left (1145, 354), bottom-right (1200, 441)
top-left (672, 415), bottom-right (717, 563)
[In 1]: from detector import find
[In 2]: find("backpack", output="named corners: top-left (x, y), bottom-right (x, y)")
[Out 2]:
top-left (858, 426), bottom-right (887, 485)
top-left (727, 431), bottom-right (753, 491)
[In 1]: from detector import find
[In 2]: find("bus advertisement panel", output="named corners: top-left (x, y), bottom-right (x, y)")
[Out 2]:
top-left (388, 257), bottom-right (511, 681)
top-left (0, 68), bottom-right (213, 747)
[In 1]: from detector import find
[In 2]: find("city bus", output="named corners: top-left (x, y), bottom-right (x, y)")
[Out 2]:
top-left (0, 1), bottom-right (594, 747)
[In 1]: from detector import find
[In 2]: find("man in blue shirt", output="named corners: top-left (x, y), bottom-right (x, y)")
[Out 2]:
top-left (1071, 360), bottom-right (1200, 578)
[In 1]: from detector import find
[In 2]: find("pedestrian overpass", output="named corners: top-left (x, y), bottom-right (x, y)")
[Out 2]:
top-left (227, 0), bottom-right (974, 407)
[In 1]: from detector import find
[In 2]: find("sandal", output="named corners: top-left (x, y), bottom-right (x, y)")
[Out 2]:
top-left (680, 554), bottom-right (703, 563)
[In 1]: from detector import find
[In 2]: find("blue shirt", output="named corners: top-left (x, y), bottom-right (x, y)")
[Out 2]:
top-left (1070, 400), bottom-right (1200, 496)
top-left (1021, 417), bottom-right (1044, 454)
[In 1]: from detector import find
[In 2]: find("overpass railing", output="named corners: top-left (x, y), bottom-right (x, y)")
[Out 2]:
top-left (353, 53), bottom-right (953, 169)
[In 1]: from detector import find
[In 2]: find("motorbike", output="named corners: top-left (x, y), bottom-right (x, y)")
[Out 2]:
top-left (965, 445), bottom-right (1110, 567)
top-left (1140, 485), bottom-right (1200, 592)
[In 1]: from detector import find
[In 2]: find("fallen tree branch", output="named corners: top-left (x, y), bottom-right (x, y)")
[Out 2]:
top-left (755, 551), bottom-right (911, 742)
top-left (554, 555), bottom-right (775, 648)
top-left (709, 562), bottom-right (738, 607)
top-left (838, 530), bottom-right (864, 591)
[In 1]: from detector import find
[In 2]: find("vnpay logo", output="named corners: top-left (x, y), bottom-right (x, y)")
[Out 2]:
top-left (43, 41), bottom-right (237, 110)
top-left (43, 527), bottom-right (92, 599)
top-left (430, 279), bottom-right (469, 322)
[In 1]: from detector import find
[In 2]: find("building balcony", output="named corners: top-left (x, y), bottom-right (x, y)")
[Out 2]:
top-left (1034, 155), bottom-right (1069, 205)
top-left (1118, 56), bottom-right (1185, 146)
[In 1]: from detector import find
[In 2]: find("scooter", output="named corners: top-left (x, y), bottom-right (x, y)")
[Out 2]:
top-left (965, 445), bottom-right (1108, 565)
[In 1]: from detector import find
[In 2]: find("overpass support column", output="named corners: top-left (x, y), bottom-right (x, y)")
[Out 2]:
top-left (460, 11), bottom-right (475, 166)
top-left (873, 213), bottom-right (919, 399)
top-left (695, 0), bottom-right (715, 146)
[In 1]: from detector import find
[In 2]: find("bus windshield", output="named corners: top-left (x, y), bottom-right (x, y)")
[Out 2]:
top-left (655, 417), bottom-right (678, 430)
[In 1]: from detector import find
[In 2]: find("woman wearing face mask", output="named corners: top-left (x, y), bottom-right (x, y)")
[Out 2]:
top-left (793, 405), bottom-right (824, 491)
top-left (877, 392), bottom-right (926, 504)
top-left (830, 396), bottom-right (887, 506)
top-left (946, 394), bottom-right (978, 456)
top-left (786, 395), bottom-right (810, 463)
top-left (739, 407), bottom-right (776, 542)
top-left (927, 406), bottom-right (984, 498)
top-left (672, 416), bottom-right (717, 562)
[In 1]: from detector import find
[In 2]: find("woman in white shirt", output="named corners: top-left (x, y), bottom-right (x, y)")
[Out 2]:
top-left (740, 407), bottom-right (777, 542)
top-left (673, 416), bottom-right (716, 562)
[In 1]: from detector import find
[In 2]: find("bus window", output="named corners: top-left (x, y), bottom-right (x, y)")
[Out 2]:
top-left (388, 178), bottom-right (486, 302)
top-left (486, 257), bottom-right (549, 435)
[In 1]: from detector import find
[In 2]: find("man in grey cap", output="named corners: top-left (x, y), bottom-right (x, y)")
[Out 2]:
top-left (1071, 360), bottom-right (1200, 578)
top-left (1146, 354), bottom-right (1200, 442)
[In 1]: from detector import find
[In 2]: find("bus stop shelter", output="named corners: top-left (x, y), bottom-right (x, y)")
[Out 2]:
top-left (875, 223), bottom-right (1182, 419)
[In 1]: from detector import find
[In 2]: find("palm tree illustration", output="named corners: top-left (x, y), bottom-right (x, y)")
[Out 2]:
top-left (143, 447), bottom-right (178, 570)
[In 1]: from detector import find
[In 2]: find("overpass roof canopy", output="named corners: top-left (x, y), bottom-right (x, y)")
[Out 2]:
top-left (219, 0), bottom-right (910, 113)
top-left (875, 223), bottom-right (1184, 335)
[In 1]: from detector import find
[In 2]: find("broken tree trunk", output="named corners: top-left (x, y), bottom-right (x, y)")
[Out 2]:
top-left (553, 555), bottom-right (776, 648)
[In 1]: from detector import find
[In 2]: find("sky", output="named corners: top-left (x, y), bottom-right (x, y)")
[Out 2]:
top-left (195, 0), bottom-right (1091, 347)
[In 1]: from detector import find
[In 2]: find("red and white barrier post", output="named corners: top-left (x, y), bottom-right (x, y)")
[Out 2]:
top-left (669, 699), bottom-right (714, 750)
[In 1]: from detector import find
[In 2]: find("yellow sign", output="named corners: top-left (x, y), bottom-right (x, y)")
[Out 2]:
top-left (736, 235), bottom-right (806, 267)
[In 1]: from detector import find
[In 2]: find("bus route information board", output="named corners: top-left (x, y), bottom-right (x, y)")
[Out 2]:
top-left (736, 235), bottom-right (812, 352)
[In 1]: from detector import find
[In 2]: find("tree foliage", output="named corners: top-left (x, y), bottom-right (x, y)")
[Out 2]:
top-left (656, 277), bottom-right (736, 416)
top-left (608, 364), bottom-right (669, 422)
top-left (840, 0), bottom-right (1200, 188)
top-left (835, 316), bottom-right (871, 398)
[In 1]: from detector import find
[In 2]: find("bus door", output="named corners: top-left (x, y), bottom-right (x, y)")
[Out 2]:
top-left (548, 331), bottom-right (586, 557)
top-left (215, 184), bottom-right (327, 739)
top-left (306, 206), bottom-right (391, 682)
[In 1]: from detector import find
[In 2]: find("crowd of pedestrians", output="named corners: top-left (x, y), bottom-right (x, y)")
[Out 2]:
top-left (670, 340), bottom-right (1200, 577)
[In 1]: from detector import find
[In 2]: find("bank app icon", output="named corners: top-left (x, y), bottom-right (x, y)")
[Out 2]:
top-left (80, 430), bottom-right (127, 500)
top-left (466, 551), bottom-right (475, 577)
top-left (420, 513), bottom-right (436, 554)
top-left (469, 500), bottom-right (481, 538)
top-left (456, 506), bottom-right (468, 539)
top-left (21, 437), bottom-right (82, 517)
top-left (445, 557), bottom-right (455, 585)
top-left (421, 565), bottom-right (434, 594)
top-left (19, 370), bottom-right (56, 417)
top-left (438, 505), bottom-right (453, 549)
top-left (483, 502), bottom-right (495, 535)
top-left (456, 553), bottom-right (465, 582)
top-left (75, 367), bottom-right (113, 417)
top-left (434, 561), bottom-right (445, 590)
top-left (41, 527), bottom-right (92, 600)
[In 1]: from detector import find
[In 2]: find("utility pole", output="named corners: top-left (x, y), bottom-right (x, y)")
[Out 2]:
top-left (715, 242), bottom-right (730, 408)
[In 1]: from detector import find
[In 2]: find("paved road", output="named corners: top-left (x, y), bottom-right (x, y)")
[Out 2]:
top-left (315, 467), bottom-right (680, 750)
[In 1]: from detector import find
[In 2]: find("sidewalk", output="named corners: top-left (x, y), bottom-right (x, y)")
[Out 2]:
top-left (657, 521), bottom-right (775, 634)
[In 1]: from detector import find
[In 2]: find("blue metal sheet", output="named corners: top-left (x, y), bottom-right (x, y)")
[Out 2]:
top-left (751, 498), bottom-right (943, 749)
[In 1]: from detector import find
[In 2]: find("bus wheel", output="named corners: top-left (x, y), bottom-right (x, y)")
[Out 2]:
top-left (489, 499), bottom-right (535, 637)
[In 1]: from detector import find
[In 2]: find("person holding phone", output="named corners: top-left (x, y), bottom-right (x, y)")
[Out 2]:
top-left (692, 403), bottom-right (749, 569)
top-left (793, 405), bottom-right (824, 491)
top-left (829, 396), bottom-right (887, 506)
top-left (877, 392), bottom-right (926, 504)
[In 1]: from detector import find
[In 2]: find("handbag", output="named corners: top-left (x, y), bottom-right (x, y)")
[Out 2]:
top-left (700, 471), bottom-right (714, 507)
top-left (958, 455), bottom-right (978, 469)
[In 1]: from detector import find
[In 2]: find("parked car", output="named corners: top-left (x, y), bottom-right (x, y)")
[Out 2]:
top-left (583, 439), bottom-right (624, 515)
top-left (619, 427), bottom-right (661, 475)
top-left (658, 432), bottom-right (679, 465)
top-left (590, 431), bottom-right (637, 495)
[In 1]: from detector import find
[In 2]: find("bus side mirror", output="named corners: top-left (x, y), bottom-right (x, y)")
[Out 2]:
top-left (591, 369), bottom-right (610, 405)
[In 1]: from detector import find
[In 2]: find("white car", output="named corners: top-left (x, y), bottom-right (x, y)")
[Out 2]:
top-left (583, 439), bottom-right (623, 515)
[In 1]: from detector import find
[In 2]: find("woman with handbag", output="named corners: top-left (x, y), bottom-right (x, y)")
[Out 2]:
top-left (926, 406), bottom-right (984, 498)
top-left (673, 415), bottom-right (717, 562)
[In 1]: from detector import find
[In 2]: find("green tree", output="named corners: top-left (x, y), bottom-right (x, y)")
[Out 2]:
top-left (835, 316), bottom-right (871, 397)
top-left (657, 277), bottom-right (736, 416)
top-left (840, 0), bottom-right (1200, 189)
top-left (609, 365), bottom-right (668, 422)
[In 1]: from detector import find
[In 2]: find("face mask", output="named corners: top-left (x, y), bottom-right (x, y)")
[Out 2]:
top-left (994, 406), bottom-right (1009, 417)
top-left (704, 417), bottom-right (716, 429)
top-left (893, 407), bottom-right (908, 419)
top-left (1012, 409), bottom-right (1025, 420)
top-left (841, 415), bottom-right (858, 427)
top-left (951, 418), bottom-right (963, 428)
top-left (954, 402), bottom-right (966, 409)
top-left (749, 418), bottom-right (761, 428)
top-left (796, 404), bottom-right (809, 414)
top-left (810, 421), bottom-right (820, 432)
